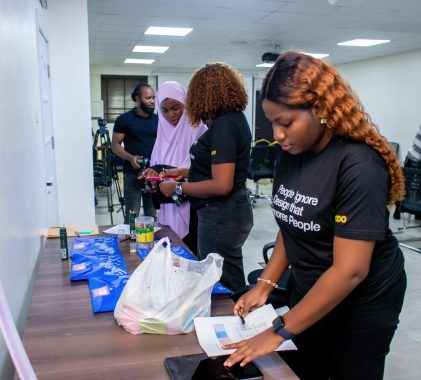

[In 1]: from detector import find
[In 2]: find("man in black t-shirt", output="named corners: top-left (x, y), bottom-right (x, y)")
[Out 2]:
top-left (111, 83), bottom-right (158, 222)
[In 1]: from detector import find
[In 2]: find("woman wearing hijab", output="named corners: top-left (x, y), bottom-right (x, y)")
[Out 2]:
top-left (143, 81), bottom-right (207, 254)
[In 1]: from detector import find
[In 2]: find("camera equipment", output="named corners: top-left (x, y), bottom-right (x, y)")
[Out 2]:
top-left (135, 157), bottom-right (151, 193)
top-left (136, 157), bottom-right (150, 170)
top-left (261, 52), bottom-right (279, 63)
top-left (93, 118), bottom-right (125, 224)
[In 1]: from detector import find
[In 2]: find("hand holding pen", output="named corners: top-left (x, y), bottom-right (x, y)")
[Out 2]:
top-left (238, 309), bottom-right (246, 325)
top-left (159, 167), bottom-right (189, 181)
top-left (138, 168), bottom-right (159, 190)
top-left (232, 287), bottom-right (269, 321)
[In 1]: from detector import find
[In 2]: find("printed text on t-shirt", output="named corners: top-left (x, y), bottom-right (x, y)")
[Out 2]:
top-left (273, 184), bottom-right (321, 232)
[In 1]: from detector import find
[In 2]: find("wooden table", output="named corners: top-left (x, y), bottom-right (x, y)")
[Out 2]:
top-left (19, 227), bottom-right (298, 379)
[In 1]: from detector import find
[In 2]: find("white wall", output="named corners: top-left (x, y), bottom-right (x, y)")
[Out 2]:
top-left (48, 0), bottom-right (95, 225)
top-left (337, 50), bottom-right (421, 162)
top-left (156, 71), bottom-right (254, 132)
top-left (0, 0), bottom-right (94, 378)
top-left (253, 52), bottom-right (421, 156)
top-left (91, 68), bottom-right (254, 132)
top-left (90, 65), bottom-right (155, 130)
top-left (0, 1), bottom-right (47, 379)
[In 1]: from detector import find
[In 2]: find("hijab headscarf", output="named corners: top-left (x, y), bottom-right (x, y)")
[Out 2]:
top-left (151, 81), bottom-right (207, 239)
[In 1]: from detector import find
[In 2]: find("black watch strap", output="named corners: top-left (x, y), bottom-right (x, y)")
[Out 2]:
top-left (272, 316), bottom-right (295, 340)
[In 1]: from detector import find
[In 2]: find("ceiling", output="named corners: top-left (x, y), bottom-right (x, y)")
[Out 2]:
top-left (88, 0), bottom-right (421, 72)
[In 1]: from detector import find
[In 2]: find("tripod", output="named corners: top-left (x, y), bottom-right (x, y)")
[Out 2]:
top-left (93, 123), bottom-right (125, 224)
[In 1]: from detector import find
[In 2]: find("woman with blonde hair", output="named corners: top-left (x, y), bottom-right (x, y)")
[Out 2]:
top-left (160, 63), bottom-right (253, 292)
top-left (223, 51), bottom-right (406, 380)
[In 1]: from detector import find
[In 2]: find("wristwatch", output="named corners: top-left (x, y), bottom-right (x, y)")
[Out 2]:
top-left (272, 315), bottom-right (295, 340)
top-left (175, 182), bottom-right (183, 196)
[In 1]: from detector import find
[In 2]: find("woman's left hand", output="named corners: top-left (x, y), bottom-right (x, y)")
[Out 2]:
top-left (223, 328), bottom-right (284, 368)
top-left (159, 180), bottom-right (177, 197)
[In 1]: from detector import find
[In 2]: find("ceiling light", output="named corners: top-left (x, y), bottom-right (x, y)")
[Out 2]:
top-left (132, 45), bottom-right (169, 53)
top-left (124, 58), bottom-right (155, 64)
top-left (304, 53), bottom-right (329, 59)
top-left (337, 39), bottom-right (390, 47)
top-left (144, 26), bottom-right (193, 37)
top-left (256, 63), bottom-right (274, 68)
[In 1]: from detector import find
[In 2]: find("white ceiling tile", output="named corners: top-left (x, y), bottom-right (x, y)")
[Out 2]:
top-left (88, 0), bottom-right (421, 69)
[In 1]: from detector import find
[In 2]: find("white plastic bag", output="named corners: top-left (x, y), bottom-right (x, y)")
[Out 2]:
top-left (114, 237), bottom-right (223, 335)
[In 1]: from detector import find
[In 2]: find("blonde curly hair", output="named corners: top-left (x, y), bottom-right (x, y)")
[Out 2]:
top-left (186, 62), bottom-right (248, 126)
top-left (261, 51), bottom-right (404, 204)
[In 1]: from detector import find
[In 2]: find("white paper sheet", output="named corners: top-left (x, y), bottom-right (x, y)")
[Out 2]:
top-left (194, 304), bottom-right (297, 357)
top-left (103, 224), bottom-right (161, 235)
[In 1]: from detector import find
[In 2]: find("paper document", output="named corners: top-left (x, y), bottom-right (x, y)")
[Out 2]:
top-left (103, 224), bottom-right (161, 235)
top-left (194, 304), bottom-right (297, 357)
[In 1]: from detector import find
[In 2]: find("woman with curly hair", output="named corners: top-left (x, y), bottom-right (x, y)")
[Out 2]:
top-left (223, 51), bottom-right (406, 379)
top-left (159, 63), bottom-right (253, 292)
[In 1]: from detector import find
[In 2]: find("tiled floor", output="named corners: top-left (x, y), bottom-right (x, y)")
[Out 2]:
top-left (95, 179), bottom-right (421, 379)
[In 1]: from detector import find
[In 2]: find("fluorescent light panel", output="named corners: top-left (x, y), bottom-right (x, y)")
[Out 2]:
top-left (305, 53), bottom-right (329, 59)
top-left (256, 63), bottom-right (274, 68)
top-left (145, 26), bottom-right (193, 37)
top-left (337, 39), bottom-right (390, 47)
top-left (132, 45), bottom-right (169, 53)
top-left (124, 58), bottom-right (155, 64)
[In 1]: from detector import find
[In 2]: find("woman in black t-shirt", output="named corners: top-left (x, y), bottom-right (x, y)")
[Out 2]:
top-left (159, 63), bottom-right (253, 292)
top-left (222, 52), bottom-right (406, 380)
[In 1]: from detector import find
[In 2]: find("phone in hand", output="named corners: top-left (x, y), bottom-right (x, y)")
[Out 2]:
top-left (164, 353), bottom-right (263, 380)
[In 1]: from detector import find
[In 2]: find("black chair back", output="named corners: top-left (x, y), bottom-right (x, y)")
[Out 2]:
top-left (389, 141), bottom-right (400, 156)
top-left (248, 145), bottom-right (277, 182)
top-left (401, 167), bottom-right (421, 215)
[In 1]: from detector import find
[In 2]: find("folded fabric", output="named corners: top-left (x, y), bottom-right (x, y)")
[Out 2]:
top-left (136, 244), bottom-right (193, 261)
top-left (88, 275), bottom-right (130, 313)
top-left (211, 282), bottom-right (232, 295)
top-left (72, 236), bottom-right (119, 256)
top-left (70, 257), bottom-right (128, 281)
top-left (70, 236), bottom-right (127, 281)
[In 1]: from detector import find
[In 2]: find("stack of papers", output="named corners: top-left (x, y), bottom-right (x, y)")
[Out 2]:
top-left (194, 304), bottom-right (297, 357)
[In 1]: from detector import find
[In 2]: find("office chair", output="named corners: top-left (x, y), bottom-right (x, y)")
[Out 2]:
top-left (389, 141), bottom-right (400, 158)
top-left (242, 241), bottom-right (292, 308)
top-left (247, 145), bottom-right (277, 204)
top-left (396, 167), bottom-right (421, 253)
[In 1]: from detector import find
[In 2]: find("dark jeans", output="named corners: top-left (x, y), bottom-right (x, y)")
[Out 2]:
top-left (182, 206), bottom-right (198, 256)
top-left (283, 271), bottom-right (407, 380)
top-left (123, 171), bottom-right (156, 223)
top-left (196, 188), bottom-right (253, 292)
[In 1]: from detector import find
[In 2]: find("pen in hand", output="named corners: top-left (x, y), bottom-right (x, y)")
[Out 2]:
top-left (238, 310), bottom-right (245, 325)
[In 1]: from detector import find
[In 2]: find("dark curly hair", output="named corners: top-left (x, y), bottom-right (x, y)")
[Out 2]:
top-left (186, 62), bottom-right (248, 126)
top-left (261, 51), bottom-right (404, 204)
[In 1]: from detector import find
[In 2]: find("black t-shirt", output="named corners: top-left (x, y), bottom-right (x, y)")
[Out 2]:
top-left (113, 108), bottom-right (158, 173)
top-left (188, 112), bottom-right (251, 209)
top-left (272, 136), bottom-right (404, 303)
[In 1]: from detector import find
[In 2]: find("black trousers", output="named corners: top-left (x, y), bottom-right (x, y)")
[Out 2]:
top-left (123, 172), bottom-right (156, 223)
top-left (182, 206), bottom-right (198, 256)
top-left (196, 188), bottom-right (253, 292)
top-left (283, 270), bottom-right (407, 380)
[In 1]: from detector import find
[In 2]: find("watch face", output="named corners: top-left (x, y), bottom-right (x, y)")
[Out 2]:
top-left (273, 316), bottom-right (284, 331)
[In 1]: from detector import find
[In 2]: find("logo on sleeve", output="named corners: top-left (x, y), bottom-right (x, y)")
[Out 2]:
top-left (211, 150), bottom-right (217, 156)
top-left (335, 215), bottom-right (347, 224)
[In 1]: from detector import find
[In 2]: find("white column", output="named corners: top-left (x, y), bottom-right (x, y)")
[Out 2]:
top-left (48, 0), bottom-right (95, 225)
